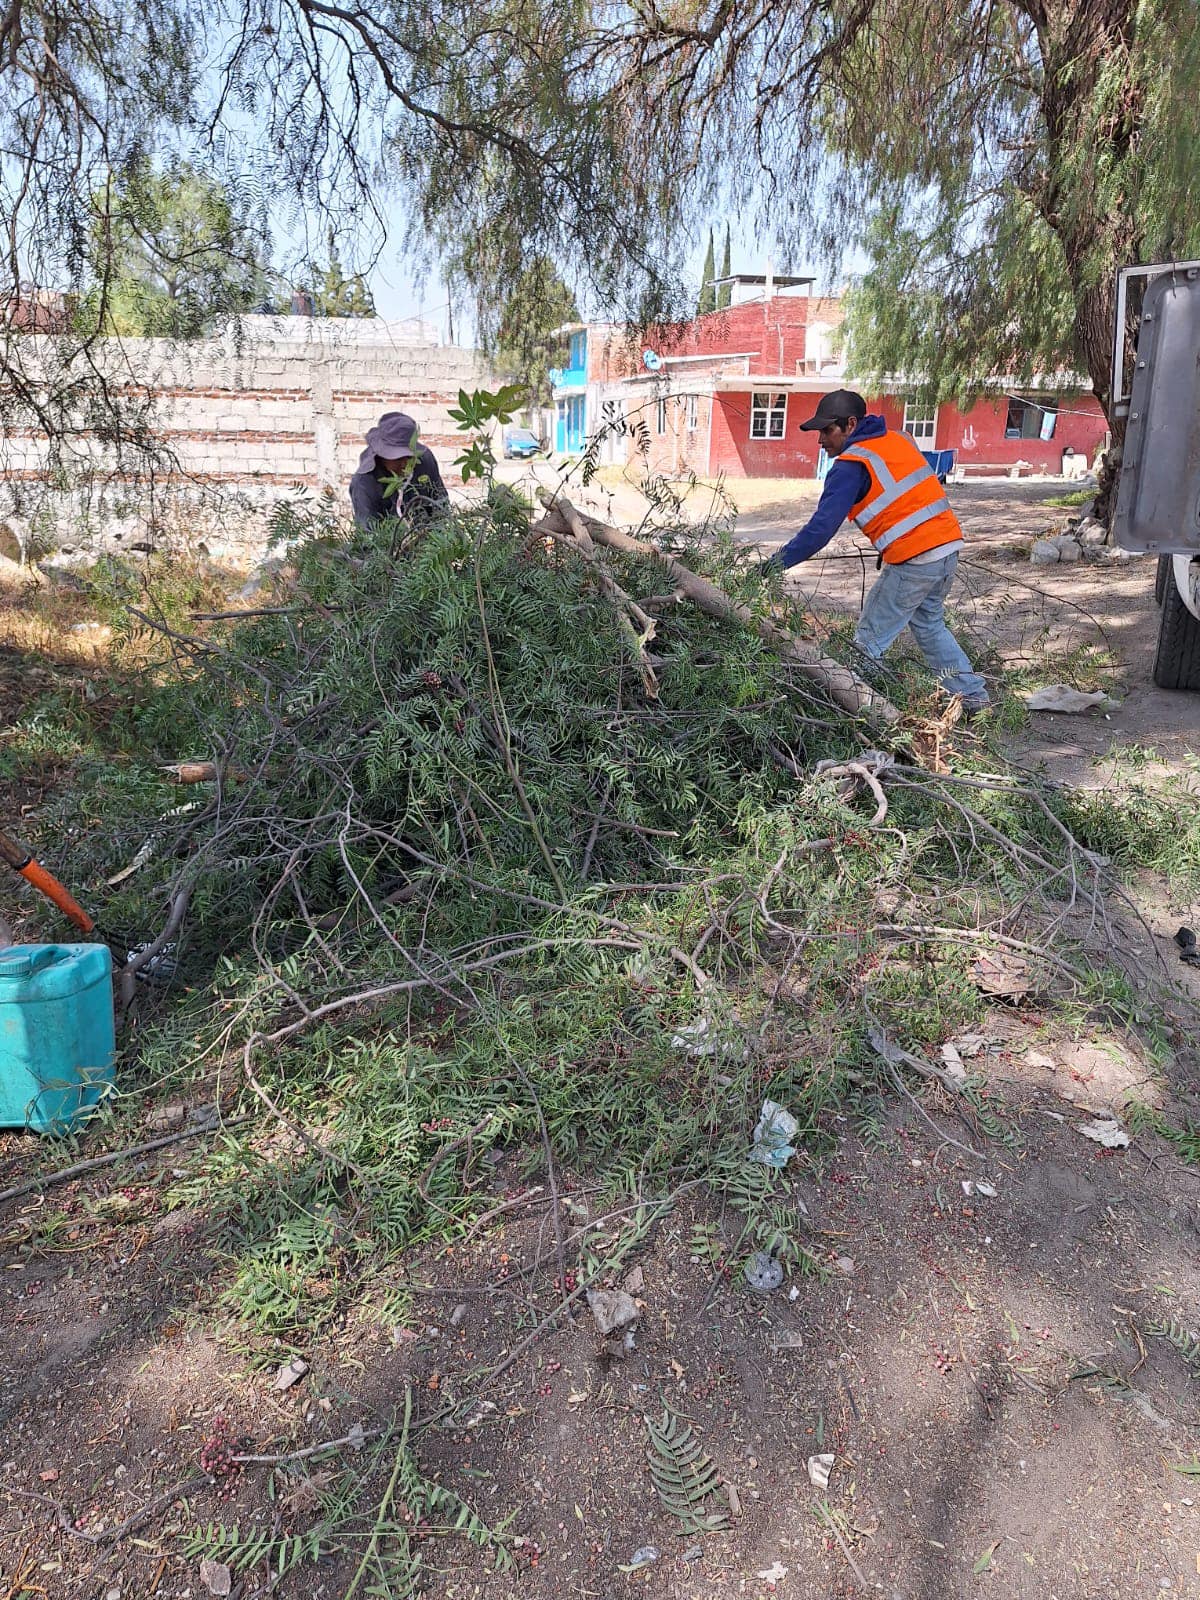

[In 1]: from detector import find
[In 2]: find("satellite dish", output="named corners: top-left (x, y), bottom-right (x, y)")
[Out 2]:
top-left (642, 349), bottom-right (663, 372)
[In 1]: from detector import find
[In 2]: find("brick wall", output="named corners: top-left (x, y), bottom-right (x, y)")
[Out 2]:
top-left (653, 298), bottom-right (810, 372)
top-left (0, 316), bottom-right (491, 559)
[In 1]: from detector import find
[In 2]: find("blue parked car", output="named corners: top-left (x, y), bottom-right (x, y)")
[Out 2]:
top-left (504, 427), bottom-right (543, 460)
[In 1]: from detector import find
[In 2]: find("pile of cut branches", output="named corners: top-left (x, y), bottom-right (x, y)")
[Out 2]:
top-left (28, 471), bottom-right (1166, 1336)
top-left (64, 485), bottom-right (903, 1009)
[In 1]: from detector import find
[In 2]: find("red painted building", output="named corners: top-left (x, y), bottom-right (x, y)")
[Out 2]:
top-left (580, 281), bottom-right (1109, 480)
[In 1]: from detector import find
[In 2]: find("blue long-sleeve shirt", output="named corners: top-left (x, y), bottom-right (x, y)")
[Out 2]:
top-left (767, 413), bottom-right (888, 569)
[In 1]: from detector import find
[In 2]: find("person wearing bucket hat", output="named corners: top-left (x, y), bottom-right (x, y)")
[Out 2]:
top-left (760, 389), bottom-right (989, 714)
top-left (349, 412), bottom-right (449, 531)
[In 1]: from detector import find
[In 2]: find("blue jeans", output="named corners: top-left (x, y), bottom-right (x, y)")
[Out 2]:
top-left (854, 551), bottom-right (989, 704)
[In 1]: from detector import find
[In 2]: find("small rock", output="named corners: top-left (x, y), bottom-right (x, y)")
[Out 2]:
top-left (622, 1265), bottom-right (645, 1296)
top-left (146, 1102), bottom-right (187, 1132)
top-left (587, 1288), bottom-right (639, 1335)
top-left (834, 1255), bottom-right (855, 1275)
top-left (624, 1546), bottom-right (660, 1571)
top-left (462, 1399), bottom-right (497, 1429)
top-left (1077, 1117), bottom-right (1131, 1149)
top-left (273, 1356), bottom-right (309, 1391)
top-left (940, 1042), bottom-right (968, 1080)
top-left (1031, 536), bottom-right (1063, 565)
top-left (200, 1560), bottom-right (232, 1597)
top-left (450, 1302), bottom-right (468, 1328)
top-left (808, 1452), bottom-right (835, 1489)
top-left (744, 1251), bottom-right (783, 1292)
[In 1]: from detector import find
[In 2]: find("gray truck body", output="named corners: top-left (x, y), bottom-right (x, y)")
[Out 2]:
top-left (1111, 263), bottom-right (1200, 687)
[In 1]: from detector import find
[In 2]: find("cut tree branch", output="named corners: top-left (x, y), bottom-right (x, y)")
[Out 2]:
top-left (535, 496), bottom-right (901, 730)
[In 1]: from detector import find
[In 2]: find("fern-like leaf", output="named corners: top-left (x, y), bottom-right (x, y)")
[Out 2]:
top-left (644, 1405), bottom-right (729, 1535)
top-left (1146, 1318), bottom-right (1200, 1371)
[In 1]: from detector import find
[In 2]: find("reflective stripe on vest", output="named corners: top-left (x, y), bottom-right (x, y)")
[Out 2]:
top-left (876, 495), bottom-right (953, 552)
top-left (840, 435), bottom-right (962, 564)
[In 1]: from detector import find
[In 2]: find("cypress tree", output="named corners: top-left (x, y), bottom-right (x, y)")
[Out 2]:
top-left (698, 230), bottom-right (716, 316)
top-left (717, 225), bottom-right (732, 309)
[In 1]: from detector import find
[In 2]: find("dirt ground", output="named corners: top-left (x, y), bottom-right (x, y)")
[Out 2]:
top-left (2, 481), bottom-right (1200, 1599)
top-left (5, 1034), bottom-right (1200, 1600)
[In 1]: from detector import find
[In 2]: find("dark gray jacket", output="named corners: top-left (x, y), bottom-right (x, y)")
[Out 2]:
top-left (349, 444), bottom-right (449, 530)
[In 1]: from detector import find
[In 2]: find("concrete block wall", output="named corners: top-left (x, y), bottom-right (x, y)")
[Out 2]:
top-left (0, 317), bottom-right (492, 559)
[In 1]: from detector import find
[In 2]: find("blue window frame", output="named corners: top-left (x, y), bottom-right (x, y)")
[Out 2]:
top-left (556, 394), bottom-right (587, 453)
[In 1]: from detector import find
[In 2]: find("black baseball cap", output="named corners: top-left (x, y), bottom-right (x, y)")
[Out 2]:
top-left (799, 389), bottom-right (868, 431)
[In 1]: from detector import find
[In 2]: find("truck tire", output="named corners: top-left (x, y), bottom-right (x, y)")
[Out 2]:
top-left (1153, 563), bottom-right (1200, 690)
top-left (1155, 553), bottom-right (1170, 604)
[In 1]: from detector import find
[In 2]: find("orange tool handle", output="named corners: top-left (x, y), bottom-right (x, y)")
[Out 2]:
top-left (18, 860), bottom-right (96, 935)
top-left (0, 825), bottom-right (96, 935)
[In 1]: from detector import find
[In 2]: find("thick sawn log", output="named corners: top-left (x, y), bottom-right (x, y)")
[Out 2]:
top-left (536, 497), bottom-right (900, 727)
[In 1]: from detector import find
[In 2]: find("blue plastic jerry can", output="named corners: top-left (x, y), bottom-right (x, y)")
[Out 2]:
top-left (0, 944), bottom-right (116, 1134)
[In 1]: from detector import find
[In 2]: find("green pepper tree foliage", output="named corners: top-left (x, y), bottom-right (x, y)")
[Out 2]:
top-left (4, 0), bottom-right (1196, 475)
top-left (81, 158), bottom-right (272, 337)
top-left (834, 0), bottom-right (1200, 436)
top-left (491, 256), bottom-right (579, 407)
top-left (577, 0), bottom-right (1200, 434)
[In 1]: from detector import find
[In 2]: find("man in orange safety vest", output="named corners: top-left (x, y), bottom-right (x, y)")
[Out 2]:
top-left (762, 389), bottom-right (989, 713)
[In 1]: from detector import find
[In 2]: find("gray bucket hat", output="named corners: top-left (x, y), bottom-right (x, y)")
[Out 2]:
top-left (358, 412), bottom-right (421, 472)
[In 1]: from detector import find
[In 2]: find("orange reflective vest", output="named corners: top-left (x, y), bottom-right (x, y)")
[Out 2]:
top-left (839, 430), bottom-right (962, 564)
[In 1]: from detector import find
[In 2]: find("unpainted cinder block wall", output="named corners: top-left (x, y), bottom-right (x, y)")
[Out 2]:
top-left (0, 317), bottom-right (492, 560)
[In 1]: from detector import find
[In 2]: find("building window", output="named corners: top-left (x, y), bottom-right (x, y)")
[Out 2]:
top-left (687, 394), bottom-right (699, 432)
top-left (556, 394), bottom-right (587, 454)
top-left (568, 330), bottom-right (586, 372)
top-left (902, 397), bottom-right (938, 446)
top-left (1005, 395), bottom-right (1058, 440)
top-left (750, 391), bottom-right (787, 440)
top-left (656, 395), bottom-right (668, 435)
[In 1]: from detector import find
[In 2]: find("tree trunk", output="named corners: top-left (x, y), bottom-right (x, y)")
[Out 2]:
top-left (1024, 0), bottom-right (1143, 525)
